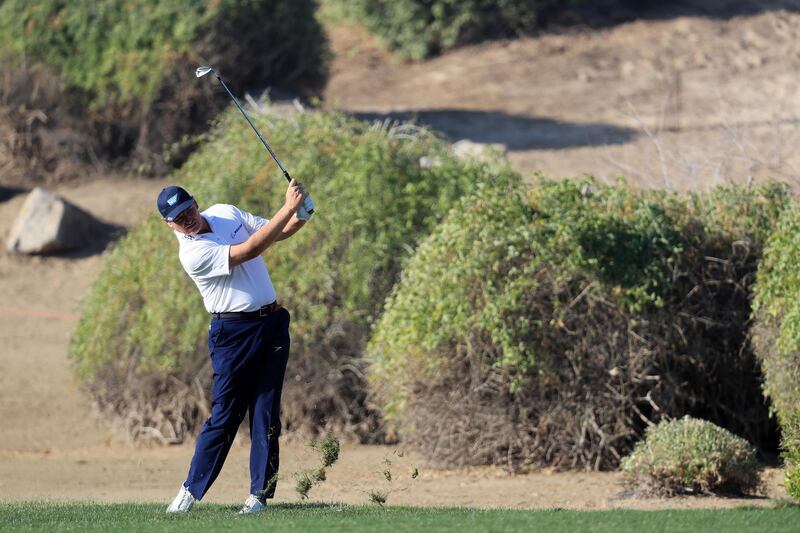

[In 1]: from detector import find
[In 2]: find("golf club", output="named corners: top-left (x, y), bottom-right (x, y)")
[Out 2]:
top-left (196, 65), bottom-right (314, 216)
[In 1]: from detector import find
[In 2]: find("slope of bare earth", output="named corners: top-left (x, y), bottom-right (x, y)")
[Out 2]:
top-left (323, 8), bottom-right (800, 191)
top-left (0, 9), bottom-right (797, 508)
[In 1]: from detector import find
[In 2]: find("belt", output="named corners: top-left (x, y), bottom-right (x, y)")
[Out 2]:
top-left (212, 301), bottom-right (280, 320)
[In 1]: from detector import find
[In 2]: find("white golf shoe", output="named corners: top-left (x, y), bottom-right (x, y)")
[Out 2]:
top-left (166, 484), bottom-right (196, 513)
top-left (239, 494), bottom-right (268, 514)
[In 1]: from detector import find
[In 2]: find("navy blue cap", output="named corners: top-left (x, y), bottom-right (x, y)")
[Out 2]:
top-left (157, 185), bottom-right (195, 221)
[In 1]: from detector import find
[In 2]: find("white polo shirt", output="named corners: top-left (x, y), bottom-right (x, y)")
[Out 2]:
top-left (175, 204), bottom-right (277, 313)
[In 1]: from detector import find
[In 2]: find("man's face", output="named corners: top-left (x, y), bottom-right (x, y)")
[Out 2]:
top-left (166, 202), bottom-right (202, 235)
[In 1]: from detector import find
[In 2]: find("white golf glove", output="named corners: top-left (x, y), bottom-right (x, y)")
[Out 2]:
top-left (295, 194), bottom-right (315, 221)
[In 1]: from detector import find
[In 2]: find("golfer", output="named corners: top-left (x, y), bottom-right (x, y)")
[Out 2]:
top-left (158, 179), bottom-right (309, 514)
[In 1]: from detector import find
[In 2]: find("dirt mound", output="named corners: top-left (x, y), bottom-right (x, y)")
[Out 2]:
top-left (324, 8), bottom-right (800, 190)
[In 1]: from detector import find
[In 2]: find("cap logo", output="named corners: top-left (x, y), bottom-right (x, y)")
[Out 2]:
top-left (167, 193), bottom-right (179, 206)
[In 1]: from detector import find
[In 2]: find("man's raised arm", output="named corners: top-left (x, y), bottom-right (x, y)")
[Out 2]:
top-left (229, 179), bottom-right (306, 268)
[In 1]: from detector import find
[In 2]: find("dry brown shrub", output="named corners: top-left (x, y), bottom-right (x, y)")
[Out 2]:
top-left (0, 1), bottom-right (329, 186)
top-left (0, 63), bottom-right (98, 186)
top-left (368, 182), bottom-right (783, 470)
top-left (87, 356), bottom-right (211, 445)
top-left (403, 235), bottom-right (776, 470)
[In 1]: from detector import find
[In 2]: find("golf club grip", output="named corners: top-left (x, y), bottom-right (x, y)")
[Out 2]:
top-left (303, 194), bottom-right (315, 215)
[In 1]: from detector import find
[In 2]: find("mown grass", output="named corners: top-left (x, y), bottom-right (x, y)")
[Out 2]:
top-left (1, 502), bottom-right (799, 532)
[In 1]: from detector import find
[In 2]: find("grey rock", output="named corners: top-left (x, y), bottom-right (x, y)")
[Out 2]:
top-left (419, 155), bottom-right (443, 169)
top-left (6, 187), bottom-right (104, 254)
top-left (452, 139), bottom-right (508, 161)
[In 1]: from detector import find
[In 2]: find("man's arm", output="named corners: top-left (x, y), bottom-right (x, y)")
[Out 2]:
top-left (229, 180), bottom-right (305, 268)
top-left (276, 216), bottom-right (306, 241)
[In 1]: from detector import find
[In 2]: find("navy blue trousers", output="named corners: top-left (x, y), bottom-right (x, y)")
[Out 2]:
top-left (185, 307), bottom-right (290, 500)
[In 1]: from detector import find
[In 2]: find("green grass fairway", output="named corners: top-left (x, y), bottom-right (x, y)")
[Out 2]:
top-left (1, 502), bottom-right (799, 532)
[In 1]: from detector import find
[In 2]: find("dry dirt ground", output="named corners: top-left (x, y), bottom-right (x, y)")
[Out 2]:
top-left (323, 8), bottom-right (800, 192)
top-left (0, 9), bottom-right (797, 510)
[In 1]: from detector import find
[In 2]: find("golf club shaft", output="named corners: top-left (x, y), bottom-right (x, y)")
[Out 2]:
top-left (212, 73), bottom-right (314, 215)
top-left (197, 65), bottom-right (314, 216)
top-left (215, 75), bottom-right (290, 179)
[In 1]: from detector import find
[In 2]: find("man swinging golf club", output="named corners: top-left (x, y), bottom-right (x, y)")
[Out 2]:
top-left (160, 178), bottom-right (310, 514)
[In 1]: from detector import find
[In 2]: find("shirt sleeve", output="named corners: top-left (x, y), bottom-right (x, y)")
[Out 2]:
top-left (180, 240), bottom-right (231, 280)
top-left (234, 205), bottom-right (268, 234)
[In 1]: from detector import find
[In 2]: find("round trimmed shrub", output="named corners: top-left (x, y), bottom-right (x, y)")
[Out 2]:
top-left (367, 179), bottom-right (787, 469)
top-left (69, 103), bottom-right (518, 442)
top-left (621, 416), bottom-right (761, 496)
top-left (752, 203), bottom-right (800, 503)
top-left (0, 0), bottom-right (329, 177)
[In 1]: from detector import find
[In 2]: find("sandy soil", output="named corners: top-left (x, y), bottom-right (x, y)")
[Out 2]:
top-left (0, 9), bottom-right (797, 510)
top-left (323, 9), bottom-right (800, 192)
top-left (0, 172), bottom-right (787, 512)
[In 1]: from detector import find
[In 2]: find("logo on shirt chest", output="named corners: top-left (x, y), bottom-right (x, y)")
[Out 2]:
top-left (230, 223), bottom-right (243, 240)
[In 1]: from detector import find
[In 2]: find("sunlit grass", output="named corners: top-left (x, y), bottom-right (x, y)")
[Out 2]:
top-left (1, 502), bottom-right (799, 533)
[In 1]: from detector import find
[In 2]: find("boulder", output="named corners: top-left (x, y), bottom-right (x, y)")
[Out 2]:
top-left (419, 155), bottom-right (443, 169)
top-left (452, 139), bottom-right (507, 162)
top-left (6, 187), bottom-right (104, 254)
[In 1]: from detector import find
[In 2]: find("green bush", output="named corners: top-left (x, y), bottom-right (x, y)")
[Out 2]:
top-left (367, 179), bottom-right (787, 469)
top-left (752, 202), bottom-right (800, 503)
top-left (784, 411), bottom-right (800, 502)
top-left (69, 103), bottom-right (517, 442)
top-left (753, 204), bottom-right (800, 420)
top-left (334, 0), bottom-right (556, 59)
top-left (621, 416), bottom-right (761, 496)
top-left (0, 0), bottom-right (328, 174)
top-left (330, 0), bottom-right (671, 60)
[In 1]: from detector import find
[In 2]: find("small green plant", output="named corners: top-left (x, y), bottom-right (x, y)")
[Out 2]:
top-left (313, 435), bottom-right (341, 468)
top-left (295, 435), bottom-right (341, 499)
top-left (295, 473), bottom-right (314, 500)
top-left (312, 468), bottom-right (327, 483)
top-left (621, 416), bottom-right (761, 496)
top-left (368, 490), bottom-right (388, 506)
top-left (363, 449), bottom-right (418, 506)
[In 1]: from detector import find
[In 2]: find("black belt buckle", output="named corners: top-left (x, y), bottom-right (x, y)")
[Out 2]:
top-left (259, 302), bottom-right (277, 317)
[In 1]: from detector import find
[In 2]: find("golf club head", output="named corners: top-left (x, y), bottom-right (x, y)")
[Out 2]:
top-left (195, 65), bottom-right (218, 78)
